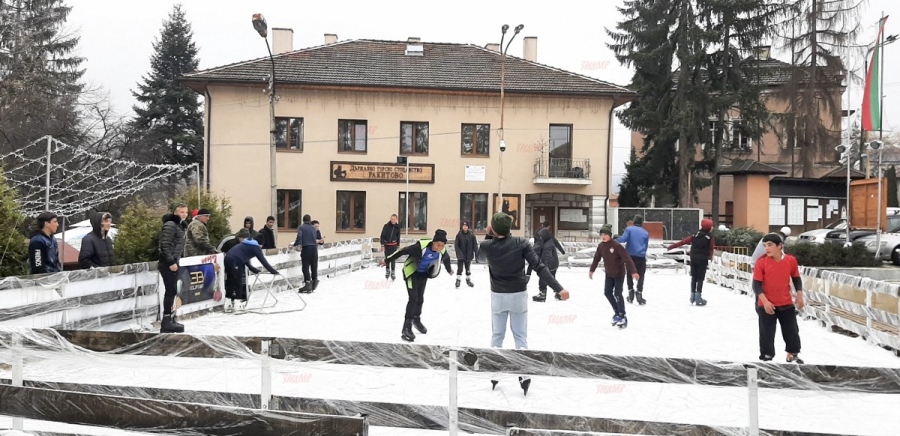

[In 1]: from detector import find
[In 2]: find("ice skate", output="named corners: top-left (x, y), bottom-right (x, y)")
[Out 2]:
top-left (312, 280), bottom-right (320, 291)
top-left (519, 376), bottom-right (531, 396)
top-left (532, 290), bottom-right (547, 302)
top-left (160, 314), bottom-right (184, 334)
top-left (235, 299), bottom-right (248, 313)
top-left (401, 319), bottom-right (415, 342)
top-left (455, 276), bottom-right (461, 289)
top-left (385, 269), bottom-right (390, 279)
top-left (635, 291), bottom-right (646, 305)
top-left (691, 292), bottom-right (707, 306)
top-left (786, 353), bottom-right (804, 364)
top-left (611, 315), bottom-right (623, 326)
top-left (412, 317), bottom-right (427, 334)
top-left (390, 270), bottom-right (396, 281)
top-left (224, 300), bottom-right (234, 313)
top-left (616, 316), bottom-right (628, 329)
top-left (466, 275), bottom-right (474, 287)
top-left (554, 291), bottom-right (563, 301)
top-left (298, 283), bottom-right (313, 294)
top-left (626, 289), bottom-right (635, 304)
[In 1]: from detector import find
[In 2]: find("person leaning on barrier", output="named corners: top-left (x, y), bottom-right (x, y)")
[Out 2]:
top-left (183, 208), bottom-right (218, 257)
top-left (78, 212), bottom-right (114, 269)
top-left (158, 204), bottom-right (188, 334)
top-left (223, 228), bottom-right (279, 311)
top-left (29, 212), bottom-right (61, 275)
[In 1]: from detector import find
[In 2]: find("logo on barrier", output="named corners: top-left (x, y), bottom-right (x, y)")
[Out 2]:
top-left (177, 262), bottom-right (219, 306)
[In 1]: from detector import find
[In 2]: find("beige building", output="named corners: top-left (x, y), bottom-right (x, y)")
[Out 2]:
top-left (183, 31), bottom-right (633, 243)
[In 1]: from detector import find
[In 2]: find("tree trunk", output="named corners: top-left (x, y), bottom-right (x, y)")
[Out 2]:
top-left (712, 20), bottom-right (731, 228)
top-left (802, 0), bottom-right (819, 179)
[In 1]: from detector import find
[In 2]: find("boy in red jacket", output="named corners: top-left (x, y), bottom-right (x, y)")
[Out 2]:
top-left (589, 224), bottom-right (640, 329)
top-left (753, 233), bottom-right (805, 364)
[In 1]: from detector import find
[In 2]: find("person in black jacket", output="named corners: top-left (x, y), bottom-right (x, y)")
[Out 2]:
top-left (158, 204), bottom-right (188, 333)
top-left (28, 211), bottom-right (61, 275)
top-left (380, 214), bottom-right (401, 280)
top-left (292, 214), bottom-right (319, 292)
top-left (668, 219), bottom-right (715, 306)
top-left (454, 221), bottom-right (477, 288)
top-left (531, 223), bottom-right (566, 302)
top-left (479, 213), bottom-right (569, 396)
top-left (378, 229), bottom-right (453, 342)
top-left (78, 212), bottom-right (114, 269)
top-left (259, 216), bottom-right (277, 250)
top-left (223, 228), bottom-right (280, 311)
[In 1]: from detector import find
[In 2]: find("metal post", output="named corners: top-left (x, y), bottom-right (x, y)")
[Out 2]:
top-left (195, 163), bottom-right (201, 210)
top-left (405, 160), bottom-right (410, 236)
top-left (449, 349), bottom-right (459, 436)
top-left (266, 39), bottom-right (278, 247)
top-left (261, 340), bottom-right (272, 409)
top-left (876, 147), bottom-right (884, 258)
top-left (846, 149), bottom-right (852, 245)
top-left (747, 365), bottom-right (759, 436)
top-left (45, 135), bottom-right (52, 211)
top-left (12, 333), bottom-right (23, 431)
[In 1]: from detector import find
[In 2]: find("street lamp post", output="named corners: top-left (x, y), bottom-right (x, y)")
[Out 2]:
top-left (836, 143), bottom-right (855, 245)
top-left (253, 13), bottom-right (278, 244)
top-left (869, 140), bottom-right (885, 258)
top-left (497, 24), bottom-right (523, 202)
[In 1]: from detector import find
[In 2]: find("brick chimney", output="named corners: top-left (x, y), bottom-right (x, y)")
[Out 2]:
top-left (325, 33), bottom-right (337, 44)
top-left (272, 28), bottom-right (293, 54)
top-left (405, 37), bottom-right (423, 56)
top-left (523, 37), bottom-right (537, 62)
top-left (485, 43), bottom-right (500, 51)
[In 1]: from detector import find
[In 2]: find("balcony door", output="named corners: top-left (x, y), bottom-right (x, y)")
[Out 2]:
top-left (549, 125), bottom-right (572, 177)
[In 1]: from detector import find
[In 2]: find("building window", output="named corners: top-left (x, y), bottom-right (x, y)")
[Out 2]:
top-left (549, 125), bottom-right (572, 159)
top-left (461, 123), bottom-right (490, 156)
top-left (275, 117), bottom-right (303, 151)
top-left (276, 190), bottom-right (302, 229)
top-left (399, 192), bottom-right (428, 233)
top-left (729, 119), bottom-right (750, 150)
top-left (401, 121), bottom-right (429, 155)
top-left (460, 193), bottom-right (488, 232)
top-left (339, 119), bottom-right (367, 153)
top-left (336, 191), bottom-right (366, 232)
top-left (708, 117), bottom-right (723, 147)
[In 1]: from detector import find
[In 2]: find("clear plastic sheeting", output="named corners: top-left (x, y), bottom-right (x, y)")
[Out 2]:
top-left (0, 328), bottom-right (898, 435)
top-left (712, 252), bottom-right (900, 351)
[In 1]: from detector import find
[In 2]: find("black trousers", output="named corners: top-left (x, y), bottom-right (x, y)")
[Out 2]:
top-left (538, 268), bottom-right (558, 292)
top-left (456, 259), bottom-right (471, 275)
top-left (301, 245), bottom-right (318, 282)
top-left (404, 272), bottom-right (429, 319)
top-left (690, 257), bottom-right (709, 293)
top-left (604, 276), bottom-right (626, 317)
top-left (384, 246), bottom-right (398, 271)
top-left (757, 305), bottom-right (801, 357)
top-left (626, 256), bottom-right (647, 292)
top-left (158, 264), bottom-right (179, 316)
top-left (224, 256), bottom-right (248, 300)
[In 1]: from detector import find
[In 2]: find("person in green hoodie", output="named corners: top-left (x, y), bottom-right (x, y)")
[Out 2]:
top-left (378, 229), bottom-right (454, 342)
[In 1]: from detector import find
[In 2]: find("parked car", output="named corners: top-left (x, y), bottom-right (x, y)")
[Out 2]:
top-left (858, 231), bottom-right (900, 265)
top-left (823, 213), bottom-right (900, 245)
top-left (798, 219), bottom-right (847, 244)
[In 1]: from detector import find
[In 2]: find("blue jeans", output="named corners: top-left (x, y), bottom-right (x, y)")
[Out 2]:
top-left (491, 291), bottom-right (528, 349)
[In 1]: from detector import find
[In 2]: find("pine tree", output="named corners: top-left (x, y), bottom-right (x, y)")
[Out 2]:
top-left (113, 200), bottom-right (163, 265)
top-left (0, 0), bottom-right (84, 154)
top-left (0, 168), bottom-right (29, 277)
top-left (617, 148), bottom-right (647, 207)
top-left (130, 4), bottom-right (203, 173)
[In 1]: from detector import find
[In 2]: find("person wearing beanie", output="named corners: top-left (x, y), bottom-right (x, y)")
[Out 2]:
top-left (668, 218), bottom-right (715, 306)
top-left (750, 226), bottom-right (791, 267)
top-left (184, 208), bottom-right (217, 258)
top-left (590, 224), bottom-right (640, 329)
top-left (616, 214), bottom-right (650, 305)
top-left (752, 232), bottom-right (805, 364)
top-left (531, 222), bottom-right (567, 302)
top-left (479, 212), bottom-right (570, 396)
top-left (78, 212), bottom-right (115, 269)
top-left (28, 211), bottom-right (61, 275)
top-left (379, 229), bottom-right (454, 342)
top-left (454, 221), bottom-right (478, 288)
top-left (223, 228), bottom-right (279, 312)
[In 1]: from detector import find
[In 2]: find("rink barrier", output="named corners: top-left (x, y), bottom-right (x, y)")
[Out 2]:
top-left (710, 251), bottom-right (900, 352)
top-left (3, 328), bottom-right (885, 435)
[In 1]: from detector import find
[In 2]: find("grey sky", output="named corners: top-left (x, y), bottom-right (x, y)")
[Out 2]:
top-left (68, 0), bottom-right (899, 193)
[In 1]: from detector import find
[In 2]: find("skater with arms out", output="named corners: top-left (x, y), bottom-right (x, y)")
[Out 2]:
top-left (668, 219), bottom-right (715, 306)
top-left (753, 233), bottom-right (805, 363)
top-left (589, 225), bottom-right (639, 329)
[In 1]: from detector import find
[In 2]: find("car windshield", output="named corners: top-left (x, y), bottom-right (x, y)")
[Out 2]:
top-left (825, 220), bottom-right (846, 230)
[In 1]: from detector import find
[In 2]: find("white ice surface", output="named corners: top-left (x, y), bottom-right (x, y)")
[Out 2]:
top-left (2, 265), bottom-right (899, 435)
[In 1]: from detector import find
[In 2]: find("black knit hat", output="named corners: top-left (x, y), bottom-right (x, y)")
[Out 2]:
top-left (433, 229), bottom-right (448, 243)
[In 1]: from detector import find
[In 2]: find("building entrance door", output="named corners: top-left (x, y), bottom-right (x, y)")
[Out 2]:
top-left (532, 207), bottom-right (555, 235)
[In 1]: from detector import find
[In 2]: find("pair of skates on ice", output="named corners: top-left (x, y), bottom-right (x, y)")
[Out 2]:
top-left (458, 351), bottom-right (533, 396)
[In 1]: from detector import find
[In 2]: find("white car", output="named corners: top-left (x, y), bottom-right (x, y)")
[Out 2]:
top-left (798, 219), bottom-right (847, 244)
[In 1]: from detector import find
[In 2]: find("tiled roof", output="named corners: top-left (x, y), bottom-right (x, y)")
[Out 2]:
top-left (718, 159), bottom-right (786, 175)
top-left (742, 57), bottom-right (793, 86)
top-left (819, 166), bottom-right (866, 179)
top-left (181, 39), bottom-right (634, 98)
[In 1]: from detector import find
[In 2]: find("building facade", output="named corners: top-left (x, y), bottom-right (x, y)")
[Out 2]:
top-left (183, 32), bottom-right (633, 243)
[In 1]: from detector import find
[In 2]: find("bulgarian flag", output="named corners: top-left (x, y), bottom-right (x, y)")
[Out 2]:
top-left (862, 16), bottom-right (889, 131)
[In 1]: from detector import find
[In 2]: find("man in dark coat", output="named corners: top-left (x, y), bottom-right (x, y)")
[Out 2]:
top-left (292, 214), bottom-right (319, 292)
top-left (531, 223), bottom-right (566, 302)
top-left (79, 212), bottom-right (115, 269)
top-left (454, 221), bottom-right (478, 288)
top-left (223, 228), bottom-right (279, 312)
top-left (380, 214), bottom-right (401, 280)
top-left (259, 216), bottom-right (277, 250)
top-left (28, 212), bottom-right (61, 275)
top-left (158, 204), bottom-right (188, 334)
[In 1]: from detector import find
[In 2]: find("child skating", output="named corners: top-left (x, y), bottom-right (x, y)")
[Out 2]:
top-left (589, 224), bottom-right (640, 329)
top-left (668, 219), bottom-right (715, 305)
top-left (752, 233), bottom-right (805, 363)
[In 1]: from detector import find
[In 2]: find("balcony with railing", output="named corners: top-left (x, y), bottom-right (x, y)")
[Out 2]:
top-left (533, 158), bottom-right (591, 185)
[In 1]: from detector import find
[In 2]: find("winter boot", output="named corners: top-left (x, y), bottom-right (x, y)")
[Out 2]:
top-left (626, 289), bottom-right (635, 304)
top-left (455, 276), bottom-right (462, 289)
top-left (412, 317), bottom-right (428, 334)
top-left (466, 274), bottom-right (474, 287)
top-left (519, 376), bottom-right (532, 396)
top-left (160, 314), bottom-right (184, 334)
top-left (532, 290), bottom-right (547, 302)
top-left (693, 292), bottom-right (707, 306)
top-left (401, 319), bottom-right (416, 342)
top-left (616, 316), bottom-right (628, 329)
top-left (635, 291), bottom-right (646, 305)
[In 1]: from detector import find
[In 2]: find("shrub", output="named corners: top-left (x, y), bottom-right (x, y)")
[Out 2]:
top-left (712, 227), bottom-right (764, 250)
top-left (172, 187), bottom-right (232, 247)
top-left (786, 242), bottom-right (881, 267)
top-left (114, 200), bottom-right (164, 265)
top-left (0, 169), bottom-right (28, 277)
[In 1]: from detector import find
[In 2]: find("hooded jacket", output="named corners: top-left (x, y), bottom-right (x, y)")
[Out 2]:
top-left (533, 227), bottom-right (566, 270)
top-left (184, 217), bottom-right (216, 257)
top-left (158, 213), bottom-right (187, 267)
top-left (479, 235), bottom-right (563, 294)
top-left (454, 228), bottom-right (478, 262)
top-left (28, 230), bottom-right (60, 274)
top-left (243, 216), bottom-right (260, 242)
top-left (78, 212), bottom-right (114, 268)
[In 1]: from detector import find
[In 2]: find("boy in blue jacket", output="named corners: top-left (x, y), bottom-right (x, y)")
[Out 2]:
top-left (616, 215), bottom-right (650, 305)
top-left (224, 229), bottom-right (280, 311)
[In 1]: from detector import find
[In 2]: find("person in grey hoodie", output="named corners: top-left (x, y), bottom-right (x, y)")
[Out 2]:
top-left (78, 212), bottom-right (115, 268)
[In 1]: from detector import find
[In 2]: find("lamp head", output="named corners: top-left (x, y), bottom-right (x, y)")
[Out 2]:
top-left (501, 24), bottom-right (509, 34)
top-left (514, 24), bottom-right (524, 34)
top-left (835, 144), bottom-right (847, 154)
top-left (869, 140), bottom-right (883, 150)
top-left (252, 13), bottom-right (268, 38)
